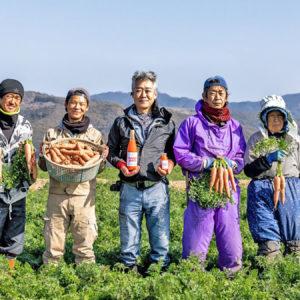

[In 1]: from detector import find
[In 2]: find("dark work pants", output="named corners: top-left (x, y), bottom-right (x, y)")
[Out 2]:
top-left (0, 198), bottom-right (26, 259)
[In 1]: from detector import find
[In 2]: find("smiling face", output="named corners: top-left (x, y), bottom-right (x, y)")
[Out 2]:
top-left (65, 95), bottom-right (89, 122)
top-left (132, 79), bottom-right (157, 114)
top-left (0, 93), bottom-right (22, 113)
top-left (267, 110), bottom-right (285, 133)
top-left (202, 85), bottom-right (228, 109)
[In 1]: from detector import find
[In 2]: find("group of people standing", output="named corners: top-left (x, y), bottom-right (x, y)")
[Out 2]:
top-left (0, 71), bottom-right (299, 273)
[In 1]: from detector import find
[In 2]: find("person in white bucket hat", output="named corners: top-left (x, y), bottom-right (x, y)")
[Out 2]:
top-left (244, 95), bottom-right (300, 258)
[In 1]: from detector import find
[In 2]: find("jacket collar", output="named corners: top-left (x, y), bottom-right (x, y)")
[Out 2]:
top-left (124, 104), bottom-right (172, 123)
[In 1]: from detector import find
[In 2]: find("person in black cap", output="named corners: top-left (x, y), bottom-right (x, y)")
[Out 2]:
top-left (39, 87), bottom-right (109, 265)
top-left (0, 79), bottom-right (36, 269)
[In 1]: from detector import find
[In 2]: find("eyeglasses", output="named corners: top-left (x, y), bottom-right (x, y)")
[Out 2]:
top-left (3, 93), bottom-right (22, 102)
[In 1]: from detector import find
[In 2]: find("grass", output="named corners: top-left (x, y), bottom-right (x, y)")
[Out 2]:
top-left (0, 168), bottom-right (298, 299)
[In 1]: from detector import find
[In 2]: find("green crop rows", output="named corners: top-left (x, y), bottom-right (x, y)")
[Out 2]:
top-left (0, 170), bottom-right (299, 299)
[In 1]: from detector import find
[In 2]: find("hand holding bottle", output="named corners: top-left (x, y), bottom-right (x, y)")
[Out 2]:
top-left (157, 153), bottom-right (174, 176)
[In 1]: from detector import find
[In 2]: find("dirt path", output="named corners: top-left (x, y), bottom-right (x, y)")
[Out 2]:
top-left (29, 179), bottom-right (48, 191)
top-left (30, 178), bottom-right (250, 191)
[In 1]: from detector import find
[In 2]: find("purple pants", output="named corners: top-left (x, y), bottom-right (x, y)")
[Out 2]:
top-left (182, 189), bottom-right (242, 271)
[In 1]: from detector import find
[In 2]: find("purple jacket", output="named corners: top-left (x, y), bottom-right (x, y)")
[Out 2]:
top-left (173, 100), bottom-right (246, 177)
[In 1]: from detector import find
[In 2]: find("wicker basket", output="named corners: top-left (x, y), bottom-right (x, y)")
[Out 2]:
top-left (43, 138), bottom-right (104, 183)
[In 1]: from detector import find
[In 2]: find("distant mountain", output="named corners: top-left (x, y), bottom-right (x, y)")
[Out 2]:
top-left (19, 90), bottom-right (300, 151)
top-left (91, 91), bottom-right (197, 109)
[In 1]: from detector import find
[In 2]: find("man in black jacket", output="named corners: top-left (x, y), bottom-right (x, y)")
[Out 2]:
top-left (108, 71), bottom-right (175, 271)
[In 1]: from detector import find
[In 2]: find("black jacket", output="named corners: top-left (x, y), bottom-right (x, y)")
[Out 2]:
top-left (108, 104), bottom-right (175, 183)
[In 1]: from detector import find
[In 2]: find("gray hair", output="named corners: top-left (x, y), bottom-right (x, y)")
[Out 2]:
top-left (131, 71), bottom-right (158, 92)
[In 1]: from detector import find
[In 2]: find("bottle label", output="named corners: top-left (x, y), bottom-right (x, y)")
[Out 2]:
top-left (127, 152), bottom-right (138, 166)
top-left (161, 160), bottom-right (169, 170)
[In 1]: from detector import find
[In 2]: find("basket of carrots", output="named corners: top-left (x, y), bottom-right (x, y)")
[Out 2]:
top-left (42, 138), bottom-right (104, 183)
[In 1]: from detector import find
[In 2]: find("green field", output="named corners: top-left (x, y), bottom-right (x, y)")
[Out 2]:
top-left (0, 169), bottom-right (299, 299)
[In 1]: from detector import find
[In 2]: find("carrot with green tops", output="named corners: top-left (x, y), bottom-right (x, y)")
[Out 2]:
top-left (223, 168), bottom-right (231, 198)
top-left (217, 166), bottom-right (224, 194)
top-left (31, 154), bottom-right (38, 181)
top-left (24, 141), bottom-right (32, 172)
top-left (280, 175), bottom-right (286, 205)
top-left (227, 166), bottom-right (237, 193)
top-left (214, 177), bottom-right (220, 193)
top-left (209, 161), bottom-right (217, 192)
top-left (273, 175), bottom-right (281, 209)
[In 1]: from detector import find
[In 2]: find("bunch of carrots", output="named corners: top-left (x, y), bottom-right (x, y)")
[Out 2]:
top-left (45, 140), bottom-right (101, 167)
top-left (209, 158), bottom-right (236, 197)
top-left (189, 157), bottom-right (235, 209)
top-left (1, 140), bottom-right (37, 189)
top-left (253, 137), bottom-right (288, 209)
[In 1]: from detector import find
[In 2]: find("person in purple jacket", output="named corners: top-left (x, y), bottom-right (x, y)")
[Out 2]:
top-left (173, 76), bottom-right (246, 272)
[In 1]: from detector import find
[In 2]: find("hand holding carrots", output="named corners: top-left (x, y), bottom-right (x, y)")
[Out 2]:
top-left (253, 137), bottom-right (289, 209)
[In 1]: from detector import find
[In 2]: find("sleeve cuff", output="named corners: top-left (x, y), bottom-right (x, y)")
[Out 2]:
top-left (116, 160), bottom-right (127, 170)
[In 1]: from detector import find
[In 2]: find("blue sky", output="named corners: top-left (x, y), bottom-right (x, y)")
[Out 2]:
top-left (0, 0), bottom-right (299, 101)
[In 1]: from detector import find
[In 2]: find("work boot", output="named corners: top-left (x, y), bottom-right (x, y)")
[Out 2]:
top-left (284, 240), bottom-right (300, 257)
top-left (258, 240), bottom-right (281, 259)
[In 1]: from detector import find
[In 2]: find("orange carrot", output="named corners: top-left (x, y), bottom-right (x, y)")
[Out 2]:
top-left (30, 152), bottom-right (38, 181)
top-left (80, 152), bottom-right (91, 162)
top-left (223, 168), bottom-right (231, 198)
top-left (49, 148), bottom-right (62, 164)
top-left (227, 167), bottom-right (237, 193)
top-left (85, 153), bottom-right (101, 166)
top-left (84, 149), bottom-right (95, 157)
top-left (78, 156), bottom-right (86, 166)
top-left (209, 165), bottom-right (217, 192)
top-left (218, 167), bottom-right (224, 194)
top-left (60, 149), bottom-right (82, 156)
top-left (52, 147), bottom-right (66, 161)
top-left (280, 175), bottom-right (286, 205)
top-left (273, 176), bottom-right (281, 209)
top-left (214, 177), bottom-right (220, 193)
top-left (56, 143), bottom-right (77, 150)
top-left (24, 142), bottom-right (32, 171)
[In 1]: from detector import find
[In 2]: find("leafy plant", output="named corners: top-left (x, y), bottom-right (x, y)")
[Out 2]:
top-left (1, 139), bottom-right (33, 189)
top-left (253, 136), bottom-right (289, 157)
top-left (189, 175), bottom-right (234, 209)
top-left (0, 179), bottom-right (298, 299)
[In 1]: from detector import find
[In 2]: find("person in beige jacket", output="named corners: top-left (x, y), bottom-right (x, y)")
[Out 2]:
top-left (38, 88), bottom-right (108, 264)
